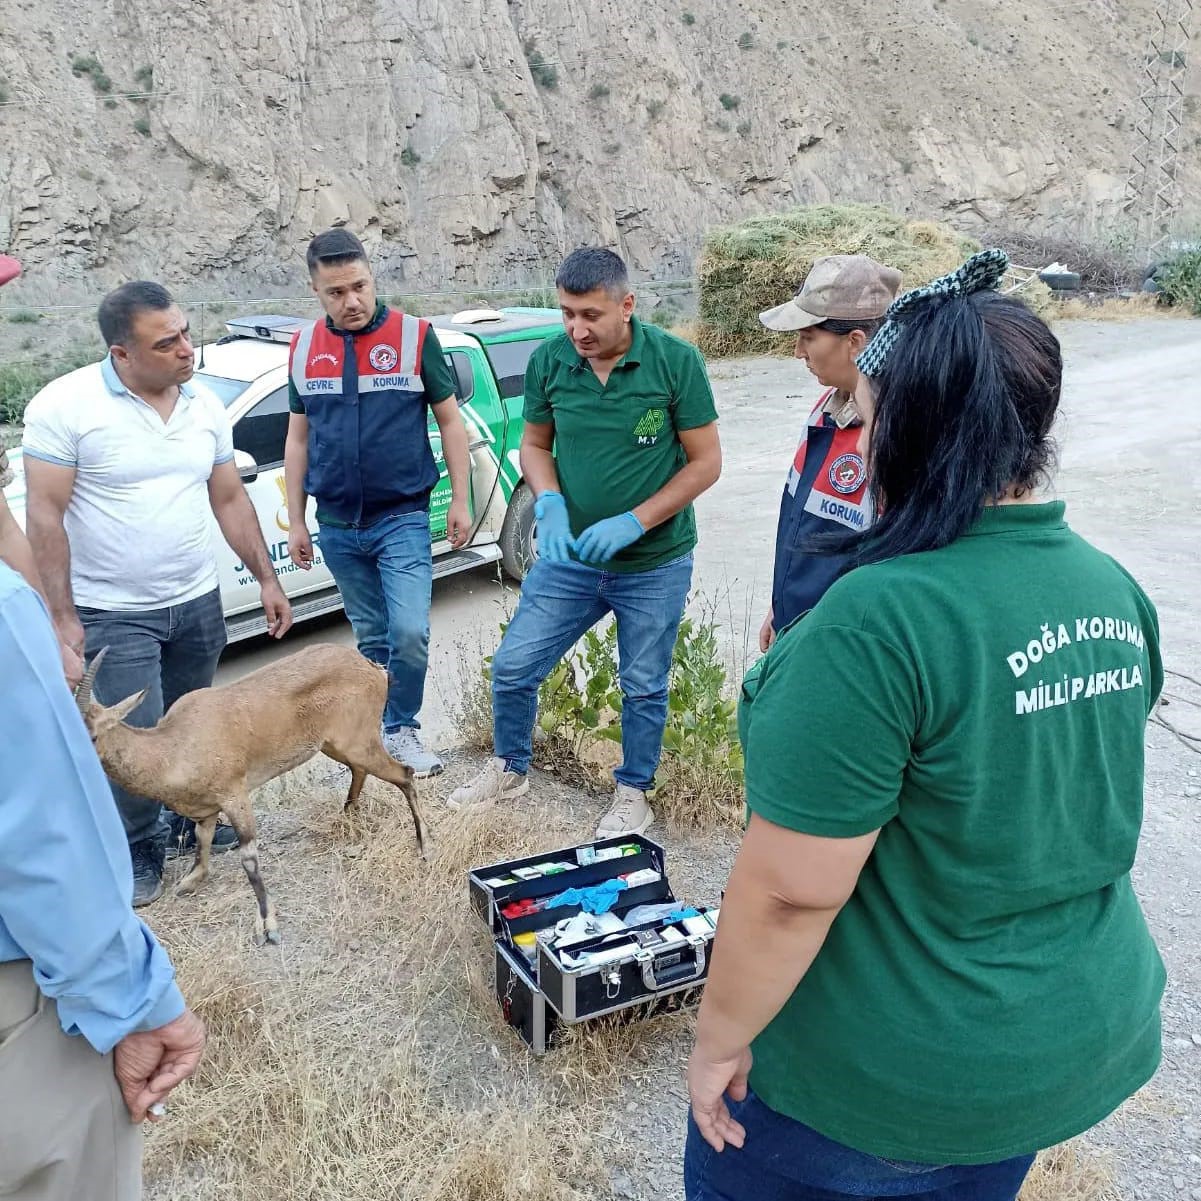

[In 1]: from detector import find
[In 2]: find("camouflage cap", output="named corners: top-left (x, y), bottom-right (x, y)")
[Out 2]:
top-left (759, 254), bottom-right (903, 332)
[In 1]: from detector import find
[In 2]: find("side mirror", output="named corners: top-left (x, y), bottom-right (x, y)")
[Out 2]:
top-left (233, 449), bottom-right (259, 484)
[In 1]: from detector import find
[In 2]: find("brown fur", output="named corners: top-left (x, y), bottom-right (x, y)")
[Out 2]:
top-left (79, 643), bottom-right (426, 944)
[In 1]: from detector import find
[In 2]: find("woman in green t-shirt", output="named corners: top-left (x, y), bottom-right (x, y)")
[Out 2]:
top-left (684, 250), bottom-right (1165, 1201)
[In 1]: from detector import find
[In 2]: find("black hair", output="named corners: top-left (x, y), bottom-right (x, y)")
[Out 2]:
top-left (306, 228), bottom-right (368, 275)
top-left (555, 247), bottom-right (630, 299)
top-left (836, 292), bottom-right (1061, 569)
top-left (813, 316), bottom-right (883, 338)
top-left (97, 281), bottom-right (174, 348)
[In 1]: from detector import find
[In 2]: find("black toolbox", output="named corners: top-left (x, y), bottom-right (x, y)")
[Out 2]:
top-left (470, 833), bottom-right (718, 1054)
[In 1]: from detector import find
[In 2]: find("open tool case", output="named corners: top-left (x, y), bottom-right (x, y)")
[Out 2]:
top-left (469, 833), bottom-right (718, 1054)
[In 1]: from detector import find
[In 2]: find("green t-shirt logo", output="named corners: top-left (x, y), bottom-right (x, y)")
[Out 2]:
top-left (633, 408), bottom-right (666, 445)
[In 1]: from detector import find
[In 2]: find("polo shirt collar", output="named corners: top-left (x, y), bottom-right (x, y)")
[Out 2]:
top-left (101, 354), bottom-right (196, 400)
top-left (326, 301), bottom-right (389, 337)
top-left (554, 316), bottom-right (645, 373)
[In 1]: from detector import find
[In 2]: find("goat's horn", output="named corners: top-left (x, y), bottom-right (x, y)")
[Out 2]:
top-left (74, 646), bottom-right (109, 716)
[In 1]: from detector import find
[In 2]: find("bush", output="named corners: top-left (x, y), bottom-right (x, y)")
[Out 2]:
top-left (527, 49), bottom-right (558, 90)
top-left (681, 11), bottom-right (696, 24)
top-left (737, 31), bottom-right (754, 50)
top-left (696, 203), bottom-right (979, 357)
top-left (646, 99), bottom-right (666, 120)
top-left (4, 309), bottom-right (40, 324)
top-left (473, 609), bottom-right (746, 828)
top-left (588, 82), bottom-right (610, 100)
top-left (133, 116), bottom-right (150, 136)
top-left (400, 145), bottom-right (420, 167)
top-left (70, 54), bottom-right (112, 94)
top-left (0, 342), bottom-right (104, 424)
top-left (982, 223), bottom-right (1140, 292)
top-left (133, 65), bottom-right (153, 89)
top-left (719, 93), bottom-right (740, 110)
top-left (1156, 244), bottom-right (1201, 315)
top-left (737, 119), bottom-right (752, 137)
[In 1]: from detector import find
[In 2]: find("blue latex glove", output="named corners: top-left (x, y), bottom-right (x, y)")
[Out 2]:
top-left (534, 490), bottom-right (574, 562)
top-left (573, 512), bottom-right (644, 564)
top-left (543, 878), bottom-right (629, 916)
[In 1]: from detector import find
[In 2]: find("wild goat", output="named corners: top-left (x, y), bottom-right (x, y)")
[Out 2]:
top-left (75, 643), bottom-right (426, 944)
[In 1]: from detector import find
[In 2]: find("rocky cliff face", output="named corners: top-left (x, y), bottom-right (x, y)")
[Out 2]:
top-left (0, 0), bottom-right (1192, 297)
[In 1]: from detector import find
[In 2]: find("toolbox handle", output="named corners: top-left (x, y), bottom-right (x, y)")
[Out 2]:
top-left (636, 939), bottom-right (708, 992)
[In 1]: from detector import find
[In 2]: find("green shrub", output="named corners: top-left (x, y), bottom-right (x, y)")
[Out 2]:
top-left (1, 343), bottom-right (103, 424)
top-left (400, 145), bottom-right (421, 167)
top-left (588, 82), bottom-right (610, 100)
top-left (5, 309), bottom-right (40, 324)
top-left (737, 31), bottom-right (754, 50)
top-left (527, 49), bottom-right (558, 90)
top-left (681, 11), bottom-right (696, 24)
top-left (1156, 244), bottom-right (1201, 315)
top-left (133, 116), bottom-right (150, 136)
top-left (646, 99), bottom-right (666, 120)
top-left (719, 93), bottom-right (740, 110)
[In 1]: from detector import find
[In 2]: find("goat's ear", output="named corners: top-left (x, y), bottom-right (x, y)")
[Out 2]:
top-left (110, 689), bottom-right (149, 723)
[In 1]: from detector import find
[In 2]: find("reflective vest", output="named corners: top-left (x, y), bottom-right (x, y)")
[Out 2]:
top-left (288, 307), bottom-right (437, 526)
top-left (771, 388), bottom-right (876, 630)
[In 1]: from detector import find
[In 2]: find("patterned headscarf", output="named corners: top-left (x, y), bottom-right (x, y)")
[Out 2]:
top-left (855, 248), bottom-right (1010, 378)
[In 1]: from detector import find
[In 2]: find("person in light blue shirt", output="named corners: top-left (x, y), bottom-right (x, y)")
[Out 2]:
top-left (0, 560), bottom-right (206, 1201)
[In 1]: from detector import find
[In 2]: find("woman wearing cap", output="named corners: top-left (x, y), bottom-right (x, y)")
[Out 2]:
top-left (685, 251), bottom-right (1165, 1200)
top-left (757, 255), bottom-right (902, 652)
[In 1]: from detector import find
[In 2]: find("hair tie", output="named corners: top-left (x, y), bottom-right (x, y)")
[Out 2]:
top-left (856, 248), bottom-right (1010, 378)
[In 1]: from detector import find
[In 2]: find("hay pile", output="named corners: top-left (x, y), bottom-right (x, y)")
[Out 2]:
top-left (696, 203), bottom-right (980, 357)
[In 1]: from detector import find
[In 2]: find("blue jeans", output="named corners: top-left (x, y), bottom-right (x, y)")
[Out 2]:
top-left (491, 553), bottom-right (693, 790)
top-left (684, 1091), bottom-right (1035, 1201)
top-left (79, 588), bottom-right (227, 848)
top-left (318, 510), bottom-right (432, 732)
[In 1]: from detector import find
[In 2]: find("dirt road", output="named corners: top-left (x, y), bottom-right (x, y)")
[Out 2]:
top-left (214, 319), bottom-right (1200, 1198)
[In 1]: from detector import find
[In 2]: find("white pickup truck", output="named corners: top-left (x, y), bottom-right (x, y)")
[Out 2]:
top-left (2, 307), bottom-right (561, 640)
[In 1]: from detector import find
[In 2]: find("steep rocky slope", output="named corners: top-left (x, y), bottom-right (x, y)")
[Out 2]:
top-left (0, 0), bottom-right (1193, 296)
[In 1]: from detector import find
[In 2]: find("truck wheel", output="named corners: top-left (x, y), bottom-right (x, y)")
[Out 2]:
top-left (499, 483), bottom-right (537, 581)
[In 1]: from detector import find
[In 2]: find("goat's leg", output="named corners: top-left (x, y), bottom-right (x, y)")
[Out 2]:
top-left (176, 816), bottom-right (217, 896)
top-left (343, 768), bottom-right (368, 812)
top-left (222, 802), bottom-right (280, 946)
top-left (361, 747), bottom-right (427, 859)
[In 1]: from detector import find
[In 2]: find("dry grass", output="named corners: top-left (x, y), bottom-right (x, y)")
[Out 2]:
top-left (142, 781), bottom-right (617, 1201)
top-left (1054, 292), bottom-right (1183, 322)
top-left (653, 755), bottom-right (745, 834)
top-left (140, 764), bottom-right (1130, 1201)
top-left (696, 203), bottom-right (979, 358)
top-left (1020, 1142), bottom-right (1121, 1201)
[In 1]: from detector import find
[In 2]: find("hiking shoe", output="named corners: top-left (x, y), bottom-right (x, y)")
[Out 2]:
top-left (596, 784), bottom-right (654, 838)
top-left (384, 727), bottom-right (444, 777)
top-left (165, 814), bottom-right (240, 859)
top-left (129, 839), bottom-right (166, 908)
top-left (447, 756), bottom-right (529, 810)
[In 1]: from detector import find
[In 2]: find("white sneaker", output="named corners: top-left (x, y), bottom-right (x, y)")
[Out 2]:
top-left (596, 784), bottom-right (654, 838)
top-left (384, 727), bottom-right (444, 777)
top-left (448, 756), bottom-right (529, 810)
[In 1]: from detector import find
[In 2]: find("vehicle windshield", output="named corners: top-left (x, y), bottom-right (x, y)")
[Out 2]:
top-left (193, 372), bottom-right (251, 408)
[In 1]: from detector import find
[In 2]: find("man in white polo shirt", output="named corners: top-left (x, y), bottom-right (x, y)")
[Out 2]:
top-left (23, 280), bottom-right (293, 907)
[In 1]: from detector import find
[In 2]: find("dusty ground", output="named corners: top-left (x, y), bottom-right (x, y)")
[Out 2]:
top-left (153, 319), bottom-right (1200, 1200)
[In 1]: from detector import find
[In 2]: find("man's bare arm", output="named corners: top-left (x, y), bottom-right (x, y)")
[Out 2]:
top-left (23, 458), bottom-right (82, 643)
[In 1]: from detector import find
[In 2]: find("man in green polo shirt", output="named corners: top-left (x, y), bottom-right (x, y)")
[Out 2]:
top-left (449, 248), bottom-right (722, 836)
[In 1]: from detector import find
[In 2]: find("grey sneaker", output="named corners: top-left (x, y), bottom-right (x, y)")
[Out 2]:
top-left (129, 838), bottom-right (165, 908)
top-left (384, 727), bottom-right (444, 777)
top-left (448, 756), bottom-right (530, 810)
top-left (595, 784), bottom-right (654, 838)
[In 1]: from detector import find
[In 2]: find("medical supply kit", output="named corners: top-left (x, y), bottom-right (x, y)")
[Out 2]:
top-left (468, 833), bottom-right (718, 1054)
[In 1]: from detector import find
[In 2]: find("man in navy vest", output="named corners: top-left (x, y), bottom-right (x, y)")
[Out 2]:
top-left (284, 229), bottom-right (470, 776)
top-left (756, 256), bottom-right (901, 649)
